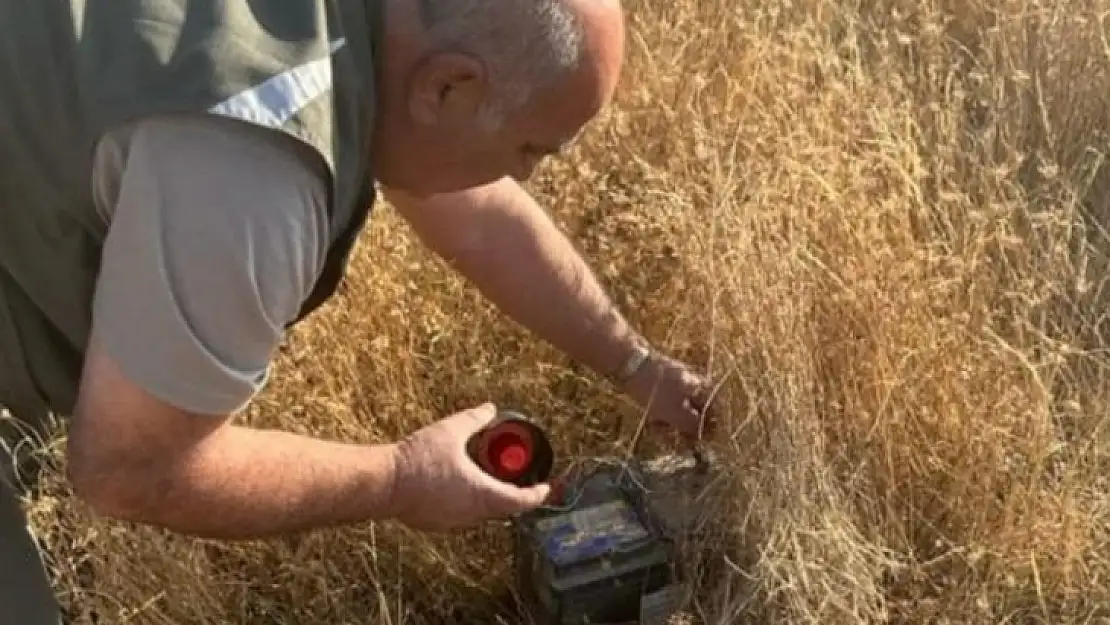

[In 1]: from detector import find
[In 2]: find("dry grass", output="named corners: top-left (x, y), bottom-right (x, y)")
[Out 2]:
top-left (19, 0), bottom-right (1110, 622)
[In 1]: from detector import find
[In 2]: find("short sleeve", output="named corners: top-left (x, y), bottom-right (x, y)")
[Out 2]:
top-left (89, 114), bottom-right (331, 416)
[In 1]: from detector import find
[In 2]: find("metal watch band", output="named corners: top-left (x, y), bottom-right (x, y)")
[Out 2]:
top-left (613, 342), bottom-right (651, 384)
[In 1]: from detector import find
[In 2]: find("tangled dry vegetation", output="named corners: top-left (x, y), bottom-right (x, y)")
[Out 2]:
top-left (19, 0), bottom-right (1110, 622)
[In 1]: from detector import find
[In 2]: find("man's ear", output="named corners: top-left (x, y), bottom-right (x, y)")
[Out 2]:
top-left (407, 52), bottom-right (490, 128)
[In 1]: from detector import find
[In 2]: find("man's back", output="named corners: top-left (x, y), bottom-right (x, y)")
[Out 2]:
top-left (0, 0), bottom-right (379, 420)
top-left (0, 4), bottom-right (378, 623)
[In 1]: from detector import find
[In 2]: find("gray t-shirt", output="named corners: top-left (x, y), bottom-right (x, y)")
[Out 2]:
top-left (88, 113), bottom-right (331, 416)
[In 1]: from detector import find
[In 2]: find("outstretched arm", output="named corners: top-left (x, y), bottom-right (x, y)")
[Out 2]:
top-left (385, 177), bottom-right (646, 383)
top-left (70, 340), bottom-right (402, 540)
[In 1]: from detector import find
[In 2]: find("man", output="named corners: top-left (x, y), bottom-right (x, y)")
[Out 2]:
top-left (0, 0), bottom-right (713, 622)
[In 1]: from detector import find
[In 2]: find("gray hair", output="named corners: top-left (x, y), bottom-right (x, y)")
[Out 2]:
top-left (415, 0), bottom-right (586, 125)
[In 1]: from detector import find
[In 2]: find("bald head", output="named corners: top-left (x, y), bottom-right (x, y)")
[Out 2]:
top-left (415, 0), bottom-right (625, 118)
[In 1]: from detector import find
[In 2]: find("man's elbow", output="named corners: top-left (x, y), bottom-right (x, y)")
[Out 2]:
top-left (65, 424), bottom-right (157, 522)
top-left (67, 341), bottom-right (214, 524)
top-left (65, 447), bottom-right (130, 520)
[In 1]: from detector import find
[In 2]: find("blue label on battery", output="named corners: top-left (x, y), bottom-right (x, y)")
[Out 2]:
top-left (537, 501), bottom-right (651, 566)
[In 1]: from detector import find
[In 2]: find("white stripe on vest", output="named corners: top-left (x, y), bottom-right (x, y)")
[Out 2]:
top-left (208, 38), bottom-right (347, 128)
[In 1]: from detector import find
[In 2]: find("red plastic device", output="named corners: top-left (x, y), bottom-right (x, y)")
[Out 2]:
top-left (467, 411), bottom-right (554, 487)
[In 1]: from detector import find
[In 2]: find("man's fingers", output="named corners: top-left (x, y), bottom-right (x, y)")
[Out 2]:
top-left (483, 480), bottom-right (552, 517)
top-left (680, 370), bottom-right (721, 437)
top-left (457, 446), bottom-right (552, 515)
top-left (682, 395), bottom-right (716, 438)
top-left (516, 483), bottom-right (552, 509)
top-left (455, 402), bottom-right (498, 433)
top-left (680, 371), bottom-right (711, 408)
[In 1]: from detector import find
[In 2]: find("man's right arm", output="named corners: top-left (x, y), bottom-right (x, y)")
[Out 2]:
top-left (69, 342), bottom-right (403, 539)
top-left (68, 113), bottom-right (550, 539)
top-left (67, 114), bottom-right (403, 539)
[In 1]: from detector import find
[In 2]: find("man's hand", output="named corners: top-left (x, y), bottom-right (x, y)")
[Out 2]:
top-left (389, 403), bottom-right (551, 532)
top-left (620, 354), bottom-right (717, 444)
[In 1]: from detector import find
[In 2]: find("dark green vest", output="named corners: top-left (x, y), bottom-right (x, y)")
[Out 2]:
top-left (0, 0), bottom-right (382, 415)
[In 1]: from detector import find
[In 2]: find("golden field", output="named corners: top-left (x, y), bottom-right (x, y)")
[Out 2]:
top-left (20, 0), bottom-right (1110, 622)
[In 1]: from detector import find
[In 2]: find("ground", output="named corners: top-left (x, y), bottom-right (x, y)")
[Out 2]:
top-left (20, 0), bottom-right (1110, 623)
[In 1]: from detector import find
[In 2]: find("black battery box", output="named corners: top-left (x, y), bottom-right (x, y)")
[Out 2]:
top-left (512, 461), bottom-right (688, 625)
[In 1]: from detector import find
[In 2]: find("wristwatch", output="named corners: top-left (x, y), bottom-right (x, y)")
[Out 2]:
top-left (612, 341), bottom-right (652, 385)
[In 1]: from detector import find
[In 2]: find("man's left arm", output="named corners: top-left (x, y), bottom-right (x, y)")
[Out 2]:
top-left (385, 177), bottom-right (643, 385)
top-left (387, 177), bottom-right (715, 440)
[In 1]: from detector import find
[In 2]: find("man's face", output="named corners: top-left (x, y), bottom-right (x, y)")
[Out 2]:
top-left (371, 10), bottom-right (624, 197)
top-left (372, 80), bottom-right (592, 196)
